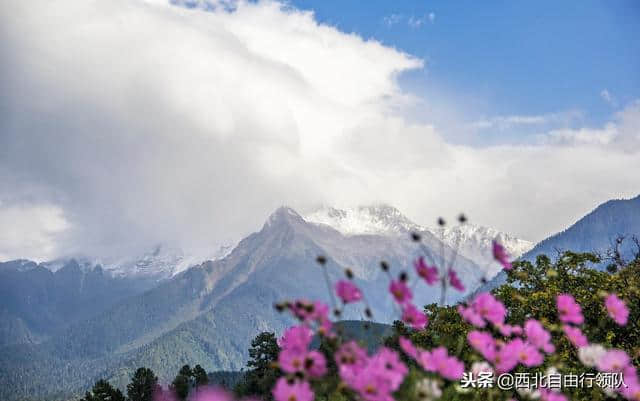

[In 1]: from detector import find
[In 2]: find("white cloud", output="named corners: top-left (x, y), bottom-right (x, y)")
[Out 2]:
top-left (0, 203), bottom-right (70, 262)
top-left (383, 13), bottom-right (403, 27)
top-left (469, 110), bottom-right (583, 131)
top-left (0, 0), bottom-right (638, 261)
top-left (600, 88), bottom-right (617, 107)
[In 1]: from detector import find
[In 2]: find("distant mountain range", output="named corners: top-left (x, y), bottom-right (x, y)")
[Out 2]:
top-left (0, 204), bottom-right (513, 400)
top-left (474, 194), bottom-right (640, 294)
top-left (9, 198), bottom-right (633, 401)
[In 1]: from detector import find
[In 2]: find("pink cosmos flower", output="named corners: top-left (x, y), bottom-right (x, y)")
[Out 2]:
top-left (515, 339), bottom-right (544, 367)
top-left (471, 292), bottom-right (506, 326)
top-left (417, 349), bottom-right (435, 372)
top-left (335, 341), bottom-right (368, 383)
top-left (605, 293), bottom-right (629, 326)
top-left (335, 280), bottom-right (362, 303)
top-left (467, 331), bottom-right (497, 362)
top-left (457, 304), bottom-right (486, 327)
top-left (556, 294), bottom-right (584, 325)
top-left (389, 280), bottom-right (412, 304)
top-left (619, 365), bottom-right (640, 401)
top-left (304, 350), bottom-right (328, 378)
top-left (492, 240), bottom-right (512, 270)
top-left (402, 303), bottom-right (428, 330)
top-left (279, 325), bottom-right (313, 353)
top-left (597, 349), bottom-right (631, 373)
top-left (429, 346), bottom-right (465, 380)
top-left (524, 319), bottom-right (555, 354)
top-left (345, 348), bottom-right (407, 401)
top-left (369, 347), bottom-right (408, 390)
top-left (398, 336), bottom-right (419, 360)
top-left (414, 257), bottom-right (438, 285)
top-left (448, 269), bottom-right (465, 291)
top-left (272, 378), bottom-right (314, 401)
top-left (562, 325), bottom-right (588, 348)
top-left (494, 339), bottom-right (522, 373)
top-left (279, 348), bottom-right (306, 374)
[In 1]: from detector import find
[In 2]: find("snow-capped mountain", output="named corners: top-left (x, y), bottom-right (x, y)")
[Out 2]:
top-left (305, 205), bottom-right (424, 236)
top-left (42, 243), bottom-right (235, 281)
top-left (433, 224), bottom-right (533, 277)
top-left (305, 204), bottom-right (532, 278)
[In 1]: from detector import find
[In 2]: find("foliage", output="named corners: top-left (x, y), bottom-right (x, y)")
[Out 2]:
top-left (127, 367), bottom-right (159, 401)
top-left (235, 332), bottom-right (281, 400)
top-left (78, 379), bottom-right (125, 401)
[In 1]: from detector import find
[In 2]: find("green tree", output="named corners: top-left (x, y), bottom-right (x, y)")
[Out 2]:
top-left (126, 367), bottom-right (158, 401)
top-left (79, 379), bottom-right (125, 401)
top-left (235, 332), bottom-right (280, 399)
top-left (171, 373), bottom-right (190, 401)
top-left (193, 364), bottom-right (209, 387)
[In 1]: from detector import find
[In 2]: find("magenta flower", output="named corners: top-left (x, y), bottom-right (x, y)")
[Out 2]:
top-left (494, 339), bottom-right (522, 373)
top-left (304, 350), bottom-right (328, 378)
top-left (335, 280), bottom-right (362, 304)
top-left (620, 365), bottom-right (640, 401)
top-left (457, 304), bottom-right (486, 327)
top-left (492, 240), bottom-right (512, 270)
top-left (605, 293), bottom-right (629, 326)
top-left (448, 269), bottom-right (465, 292)
top-left (515, 339), bottom-right (544, 367)
top-left (279, 325), bottom-right (313, 353)
top-left (402, 303), bottom-right (428, 330)
top-left (345, 347), bottom-right (407, 401)
top-left (389, 280), bottom-right (412, 304)
top-left (414, 257), bottom-right (438, 285)
top-left (369, 347), bottom-right (408, 389)
top-left (467, 331), bottom-right (497, 362)
top-left (524, 319), bottom-right (555, 354)
top-left (399, 336), bottom-right (419, 360)
top-left (562, 325), bottom-right (588, 348)
top-left (279, 348), bottom-right (306, 374)
top-left (350, 373), bottom-right (393, 401)
top-left (597, 349), bottom-right (631, 373)
top-left (556, 294), bottom-right (584, 325)
top-left (273, 378), bottom-right (314, 401)
top-left (429, 346), bottom-right (465, 380)
top-left (416, 349), bottom-right (435, 372)
top-left (471, 292), bottom-right (506, 326)
top-left (335, 341), bottom-right (368, 383)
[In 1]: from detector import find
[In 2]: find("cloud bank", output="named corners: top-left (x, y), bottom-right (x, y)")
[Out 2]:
top-left (1, 0), bottom-right (638, 261)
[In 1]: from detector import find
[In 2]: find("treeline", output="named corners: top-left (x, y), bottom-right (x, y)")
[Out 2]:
top-left (80, 364), bottom-right (209, 401)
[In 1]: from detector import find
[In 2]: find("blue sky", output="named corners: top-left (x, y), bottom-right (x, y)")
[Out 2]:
top-left (290, 0), bottom-right (640, 141)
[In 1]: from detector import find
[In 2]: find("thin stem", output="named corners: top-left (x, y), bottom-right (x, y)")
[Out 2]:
top-left (320, 262), bottom-right (339, 315)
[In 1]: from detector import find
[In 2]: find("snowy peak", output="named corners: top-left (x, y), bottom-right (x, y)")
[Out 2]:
top-left (304, 204), bottom-right (423, 236)
top-left (433, 224), bottom-right (533, 275)
top-left (264, 206), bottom-right (305, 227)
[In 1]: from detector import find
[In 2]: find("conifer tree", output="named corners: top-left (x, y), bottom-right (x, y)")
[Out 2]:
top-left (126, 367), bottom-right (158, 401)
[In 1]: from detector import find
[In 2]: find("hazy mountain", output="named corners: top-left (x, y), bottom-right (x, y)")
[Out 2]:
top-left (42, 243), bottom-right (234, 282)
top-left (475, 194), bottom-right (640, 293)
top-left (0, 206), bottom-right (485, 400)
top-left (0, 259), bottom-right (148, 348)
